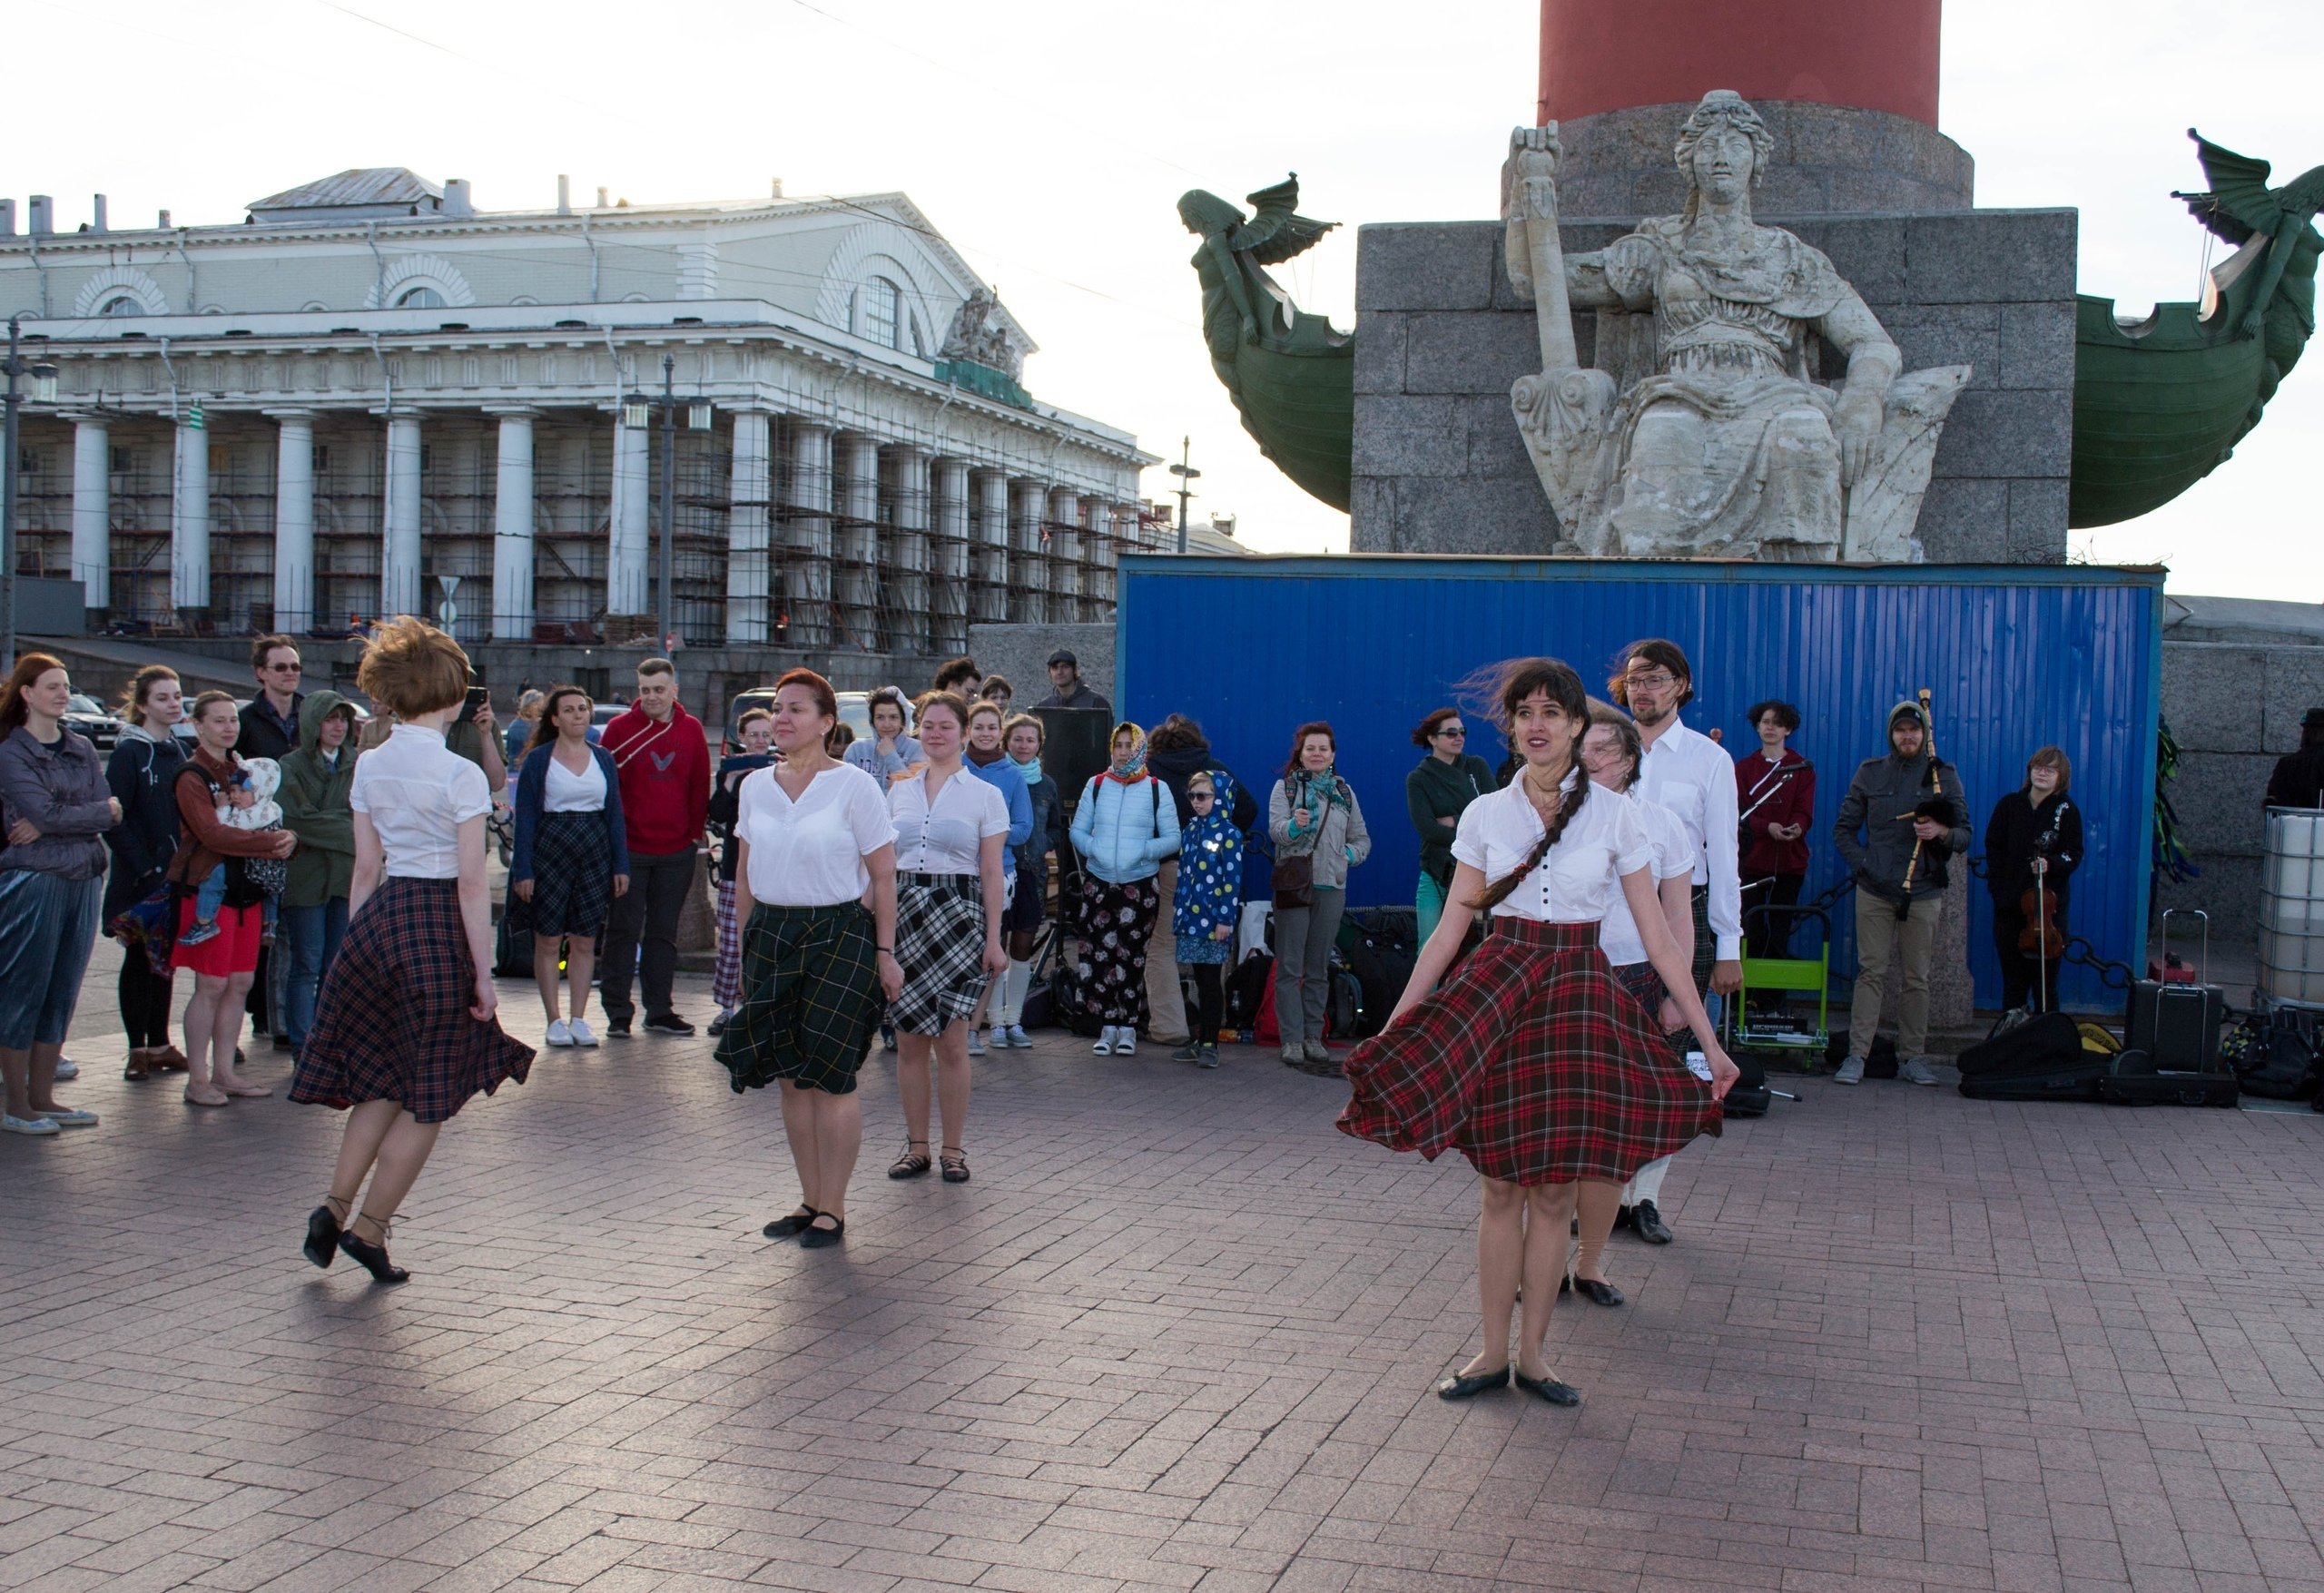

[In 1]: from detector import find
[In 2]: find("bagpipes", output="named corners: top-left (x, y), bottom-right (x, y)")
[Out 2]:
top-left (1894, 686), bottom-right (1959, 920)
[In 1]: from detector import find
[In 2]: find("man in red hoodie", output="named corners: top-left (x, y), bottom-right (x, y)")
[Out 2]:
top-left (597, 658), bottom-right (711, 1036)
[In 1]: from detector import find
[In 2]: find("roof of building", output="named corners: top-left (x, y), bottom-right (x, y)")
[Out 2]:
top-left (249, 167), bottom-right (443, 216)
top-left (2164, 594), bottom-right (2324, 645)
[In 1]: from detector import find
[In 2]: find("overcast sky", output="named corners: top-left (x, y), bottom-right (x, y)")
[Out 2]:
top-left (14, 0), bottom-right (2319, 599)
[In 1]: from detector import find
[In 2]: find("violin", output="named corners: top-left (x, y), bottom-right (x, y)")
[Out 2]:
top-left (2018, 863), bottom-right (2063, 960)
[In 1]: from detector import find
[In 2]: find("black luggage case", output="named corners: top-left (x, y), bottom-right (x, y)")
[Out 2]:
top-left (2126, 909), bottom-right (2227, 1071)
top-left (1956, 1010), bottom-right (2103, 1101)
top-left (2096, 1047), bottom-right (2240, 1107)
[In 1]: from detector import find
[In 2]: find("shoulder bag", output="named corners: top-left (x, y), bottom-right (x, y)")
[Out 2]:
top-left (1273, 778), bottom-right (1318, 911)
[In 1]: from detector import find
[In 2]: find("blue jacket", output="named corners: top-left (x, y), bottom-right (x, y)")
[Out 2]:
top-left (1070, 772), bottom-right (1180, 884)
top-left (965, 754), bottom-right (1034, 878)
top-left (510, 742), bottom-right (631, 888)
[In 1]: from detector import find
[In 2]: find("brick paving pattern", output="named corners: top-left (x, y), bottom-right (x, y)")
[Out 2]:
top-left (5, 941), bottom-right (2324, 1591)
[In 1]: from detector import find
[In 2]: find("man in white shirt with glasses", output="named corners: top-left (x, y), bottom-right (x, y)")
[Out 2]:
top-left (1607, 638), bottom-right (1740, 1246)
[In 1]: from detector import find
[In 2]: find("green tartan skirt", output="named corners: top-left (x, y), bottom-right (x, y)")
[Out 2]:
top-left (714, 901), bottom-right (882, 1096)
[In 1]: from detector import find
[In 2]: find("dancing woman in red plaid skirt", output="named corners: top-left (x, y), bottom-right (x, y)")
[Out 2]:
top-left (1339, 659), bottom-right (1738, 1406)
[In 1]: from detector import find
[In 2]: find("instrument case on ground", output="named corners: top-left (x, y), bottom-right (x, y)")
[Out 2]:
top-left (2095, 1047), bottom-right (2240, 1107)
top-left (1955, 1011), bottom-right (2103, 1102)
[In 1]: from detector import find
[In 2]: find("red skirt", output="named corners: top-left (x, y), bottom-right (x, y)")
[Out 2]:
top-left (171, 898), bottom-right (264, 978)
top-left (1338, 918), bottom-right (1718, 1185)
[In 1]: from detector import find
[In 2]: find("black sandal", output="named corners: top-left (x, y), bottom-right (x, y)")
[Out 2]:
top-left (940, 1146), bottom-right (970, 1183)
top-left (1436, 1365), bottom-right (1511, 1401)
top-left (800, 1214), bottom-right (846, 1249)
top-left (888, 1140), bottom-right (931, 1179)
top-left (763, 1206), bottom-right (820, 1239)
top-left (303, 1195), bottom-right (349, 1269)
top-left (1514, 1369), bottom-right (1581, 1406)
top-left (338, 1213), bottom-right (409, 1285)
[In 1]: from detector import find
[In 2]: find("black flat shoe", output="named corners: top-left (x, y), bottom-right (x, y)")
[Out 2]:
top-left (302, 1205), bottom-right (342, 1269)
top-left (940, 1146), bottom-right (970, 1184)
top-left (338, 1226), bottom-right (409, 1285)
top-left (1569, 1275), bottom-right (1624, 1307)
top-left (762, 1207), bottom-right (819, 1239)
top-left (1514, 1370), bottom-right (1581, 1406)
top-left (800, 1216), bottom-right (846, 1249)
top-left (1632, 1200), bottom-right (1673, 1245)
top-left (1435, 1366), bottom-right (1511, 1401)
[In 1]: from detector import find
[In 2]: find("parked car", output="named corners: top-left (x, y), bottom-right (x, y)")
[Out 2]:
top-left (63, 693), bottom-right (126, 752)
top-left (724, 687), bottom-right (911, 753)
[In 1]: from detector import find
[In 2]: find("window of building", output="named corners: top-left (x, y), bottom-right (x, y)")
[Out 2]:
top-left (862, 278), bottom-right (901, 349)
top-left (110, 446), bottom-right (132, 472)
top-left (99, 296), bottom-right (142, 316)
top-left (395, 285), bottom-right (447, 310)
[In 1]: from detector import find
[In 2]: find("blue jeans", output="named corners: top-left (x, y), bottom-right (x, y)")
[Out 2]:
top-left (281, 898), bottom-right (350, 1051)
top-left (0, 870), bottom-right (102, 1049)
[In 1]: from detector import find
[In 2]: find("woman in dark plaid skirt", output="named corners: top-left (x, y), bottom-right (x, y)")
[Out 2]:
top-left (714, 671), bottom-right (902, 1249)
top-left (290, 620), bottom-right (535, 1284)
top-left (509, 686), bottom-right (630, 1048)
top-left (1339, 659), bottom-right (1738, 1406)
top-left (884, 693), bottom-right (1010, 1185)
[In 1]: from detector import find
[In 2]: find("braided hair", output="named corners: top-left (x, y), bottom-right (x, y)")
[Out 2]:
top-left (1466, 658), bottom-right (1591, 911)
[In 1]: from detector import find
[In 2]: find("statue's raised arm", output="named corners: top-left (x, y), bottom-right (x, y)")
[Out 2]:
top-left (1504, 90), bottom-right (1967, 562)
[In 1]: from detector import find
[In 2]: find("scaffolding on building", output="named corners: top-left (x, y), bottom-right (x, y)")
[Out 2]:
top-left (773, 418), bottom-right (834, 651)
top-left (532, 417), bottom-right (609, 641)
top-left (876, 447), bottom-right (932, 659)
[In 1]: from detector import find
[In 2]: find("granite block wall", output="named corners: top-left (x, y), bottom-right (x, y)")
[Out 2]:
top-left (1352, 211), bottom-right (2079, 565)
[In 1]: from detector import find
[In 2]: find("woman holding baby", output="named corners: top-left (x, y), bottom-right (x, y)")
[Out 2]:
top-left (170, 691), bottom-right (298, 1106)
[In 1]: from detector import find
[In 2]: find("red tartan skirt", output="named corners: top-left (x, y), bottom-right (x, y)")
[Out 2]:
top-left (1338, 917), bottom-right (1718, 1185)
top-left (290, 877), bottom-right (535, 1125)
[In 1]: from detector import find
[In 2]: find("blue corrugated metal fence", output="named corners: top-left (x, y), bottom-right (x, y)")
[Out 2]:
top-left (1117, 556), bottom-right (2163, 1014)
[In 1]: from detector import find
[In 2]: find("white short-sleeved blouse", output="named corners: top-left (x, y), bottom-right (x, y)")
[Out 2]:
top-left (1450, 771), bottom-right (1652, 923)
top-left (890, 766), bottom-right (1010, 877)
top-left (1595, 788), bottom-right (1695, 966)
top-left (543, 750), bottom-right (607, 812)
top-left (735, 762), bottom-right (895, 907)
top-left (350, 723), bottom-right (493, 880)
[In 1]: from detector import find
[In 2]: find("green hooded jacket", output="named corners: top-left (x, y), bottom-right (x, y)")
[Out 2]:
top-left (277, 691), bottom-right (359, 907)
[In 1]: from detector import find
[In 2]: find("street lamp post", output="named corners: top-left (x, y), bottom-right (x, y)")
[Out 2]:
top-left (1167, 436), bottom-right (1201, 556)
top-left (619, 355), bottom-right (711, 652)
top-left (2, 313), bottom-right (62, 671)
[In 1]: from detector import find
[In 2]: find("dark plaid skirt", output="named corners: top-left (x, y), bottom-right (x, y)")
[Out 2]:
top-left (290, 877), bottom-right (536, 1124)
top-left (714, 901), bottom-right (881, 1095)
top-left (891, 873), bottom-right (989, 1036)
top-left (1074, 873), bottom-right (1161, 1025)
top-left (1339, 917), bottom-right (1718, 1185)
top-left (527, 810), bottom-right (614, 939)
top-left (1689, 884), bottom-right (1715, 997)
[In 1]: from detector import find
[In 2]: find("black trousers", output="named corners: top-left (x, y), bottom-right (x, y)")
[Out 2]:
top-left (1991, 895), bottom-right (2063, 1012)
top-left (1189, 962), bottom-right (1225, 1045)
top-left (119, 952), bottom-right (174, 1049)
top-left (1739, 872), bottom-right (1806, 961)
top-left (600, 847), bottom-right (700, 1022)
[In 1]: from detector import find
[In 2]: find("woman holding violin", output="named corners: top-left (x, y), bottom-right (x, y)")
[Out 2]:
top-left (1983, 747), bottom-right (2081, 1014)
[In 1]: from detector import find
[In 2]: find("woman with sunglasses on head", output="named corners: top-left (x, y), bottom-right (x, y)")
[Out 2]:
top-left (1339, 658), bottom-right (1736, 1408)
top-left (1407, 707), bottom-right (1496, 948)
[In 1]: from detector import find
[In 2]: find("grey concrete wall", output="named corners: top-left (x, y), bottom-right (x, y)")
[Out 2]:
top-left (1351, 211), bottom-right (2078, 565)
top-left (1551, 102), bottom-right (1974, 219)
top-left (969, 623), bottom-right (1117, 711)
top-left (2155, 637), bottom-right (2324, 947)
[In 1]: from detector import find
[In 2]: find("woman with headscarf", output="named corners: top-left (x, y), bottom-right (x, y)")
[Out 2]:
top-left (1268, 722), bottom-right (1372, 1070)
top-left (1068, 722), bottom-right (1180, 1057)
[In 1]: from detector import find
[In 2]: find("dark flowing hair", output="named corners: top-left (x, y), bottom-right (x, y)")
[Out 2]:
top-left (1410, 706), bottom-right (1462, 748)
top-left (1606, 637), bottom-right (1695, 711)
top-left (1281, 720), bottom-right (1336, 778)
top-left (0, 652), bottom-right (67, 737)
top-left (118, 663), bottom-right (180, 723)
top-left (525, 685), bottom-right (594, 754)
top-left (1586, 701), bottom-right (1643, 792)
top-left (1464, 658), bottom-right (1590, 911)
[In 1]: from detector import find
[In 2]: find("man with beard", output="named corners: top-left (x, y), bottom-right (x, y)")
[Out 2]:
top-left (1605, 639), bottom-right (1740, 1246)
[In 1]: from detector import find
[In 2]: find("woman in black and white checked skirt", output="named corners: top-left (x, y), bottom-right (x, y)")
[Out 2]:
top-left (509, 686), bottom-right (630, 1047)
top-left (289, 619), bottom-right (535, 1284)
top-left (884, 692), bottom-right (1010, 1185)
top-left (714, 670), bottom-right (901, 1249)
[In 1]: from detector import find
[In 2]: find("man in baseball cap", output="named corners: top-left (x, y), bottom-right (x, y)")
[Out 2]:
top-left (1036, 649), bottom-right (1111, 713)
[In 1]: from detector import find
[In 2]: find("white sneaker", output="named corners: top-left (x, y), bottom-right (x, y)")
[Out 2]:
top-left (1005, 1025), bottom-right (1031, 1048)
top-left (53, 1057), bottom-right (79, 1081)
top-left (545, 1018), bottom-right (575, 1047)
top-left (988, 1026), bottom-right (1009, 1053)
top-left (968, 1028), bottom-right (987, 1057)
top-left (2, 1113), bottom-right (59, 1136)
top-left (1092, 1027), bottom-right (1117, 1057)
top-left (1115, 1028), bottom-right (1137, 1056)
top-left (567, 1018), bottom-right (598, 1048)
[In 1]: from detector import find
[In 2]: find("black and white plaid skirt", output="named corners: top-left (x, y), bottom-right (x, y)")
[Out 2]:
top-left (891, 872), bottom-right (989, 1037)
top-left (527, 810), bottom-right (614, 939)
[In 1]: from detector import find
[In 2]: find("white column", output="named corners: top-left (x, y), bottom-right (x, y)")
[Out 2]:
top-left (1009, 477), bottom-right (1049, 623)
top-left (970, 467), bottom-right (1009, 624)
top-left (382, 414), bottom-right (423, 619)
top-left (268, 411), bottom-right (315, 635)
top-left (836, 432), bottom-right (881, 646)
top-left (1049, 487), bottom-right (1082, 611)
top-left (785, 420), bottom-right (832, 649)
top-left (881, 444), bottom-right (931, 656)
top-left (607, 416), bottom-right (650, 616)
top-left (171, 417), bottom-right (210, 614)
top-left (487, 408), bottom-right (537, 640)
top-left (724, 406), bottom-right (773, 644)
top-left (66, 416), bottom-right (108, 612)
top-left (931, 457), bottom-right (970, 654)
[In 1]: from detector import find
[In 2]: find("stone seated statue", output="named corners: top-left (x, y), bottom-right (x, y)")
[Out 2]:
top-left (1504, 91), bottom-right (1967, 562)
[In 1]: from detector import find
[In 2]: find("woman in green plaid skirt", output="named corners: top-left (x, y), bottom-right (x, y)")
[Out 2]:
top-left (713, 670), bottom-right (903, 1250)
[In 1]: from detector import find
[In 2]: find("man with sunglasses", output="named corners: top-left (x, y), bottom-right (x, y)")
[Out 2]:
top-left (1606, 638), bottom-right (1740, 1247)
top-left (235, 636), bottom-right (307, 762)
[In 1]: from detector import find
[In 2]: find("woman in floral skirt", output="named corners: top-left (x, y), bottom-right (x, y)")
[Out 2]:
top-left (1068, 723), bottom-right (1180, 1057)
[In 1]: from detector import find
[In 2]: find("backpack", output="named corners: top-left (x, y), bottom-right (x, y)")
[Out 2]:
top-left (1225, 952), bottom-right (1274, 1033)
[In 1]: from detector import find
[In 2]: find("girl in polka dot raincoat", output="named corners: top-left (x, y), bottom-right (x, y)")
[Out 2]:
top-left (1171, 768), bottom-right (1245, 1067)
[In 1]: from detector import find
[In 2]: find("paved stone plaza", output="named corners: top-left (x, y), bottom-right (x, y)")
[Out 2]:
top-left (6, 944), bottom-right (2324, 1593)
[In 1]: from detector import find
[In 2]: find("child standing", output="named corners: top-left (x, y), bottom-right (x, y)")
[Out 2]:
top-left (182, 755), bottom-right (287, 947)
top-left (1171, 769), bottom-right (1244, 1068)
top-left (706, 709), bottom-right (775, 1036)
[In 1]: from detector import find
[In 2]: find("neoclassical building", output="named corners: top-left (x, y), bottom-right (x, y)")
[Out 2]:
top-left (0, 171), bottom-right (1158, 656)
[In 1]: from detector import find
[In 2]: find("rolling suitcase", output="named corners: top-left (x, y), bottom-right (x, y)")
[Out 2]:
top-left (2126, 910), bottom-right (2225, 1071)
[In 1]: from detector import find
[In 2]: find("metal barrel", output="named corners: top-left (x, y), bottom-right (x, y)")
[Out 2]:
top-left (2259, 807), bottom-right (2324, 1008)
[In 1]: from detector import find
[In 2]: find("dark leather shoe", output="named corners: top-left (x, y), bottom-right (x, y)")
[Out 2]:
top-left (338, 1228), bottom-right (409, 1284)
top-left (1570, 1275), bottom-right (1623, 1307)
top-left (302, 1205), bottom-right (341, 1269)
top-left (1632, 1200), bottom-right (1673, 1245)
top-left (800, 1216), bottom-right (846, 1249)
top-left (1435, 1366), bottom-right (1511, 1400)
top-left (1514, 1370), bottom-right (1581, 1406)
top-left (762, 1207), bottom-right (818, 1239)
